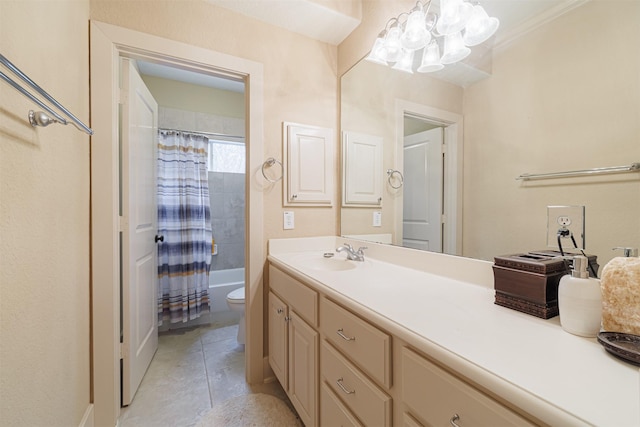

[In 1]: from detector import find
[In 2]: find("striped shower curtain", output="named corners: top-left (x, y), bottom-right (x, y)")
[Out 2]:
top-left (157, 131), bottom-right (212, 325)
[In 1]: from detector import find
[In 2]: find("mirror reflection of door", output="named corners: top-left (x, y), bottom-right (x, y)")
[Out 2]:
top-left (402, 116), bottom-right (444, 252)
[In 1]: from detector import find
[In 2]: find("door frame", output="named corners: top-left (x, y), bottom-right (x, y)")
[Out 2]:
top-left (394, 100), bottom-right (463, 255)
top-left (90, 21), bottom-right (265, 427)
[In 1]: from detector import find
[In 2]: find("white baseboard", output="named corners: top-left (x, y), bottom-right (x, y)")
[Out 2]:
top-left (79, 404), bottom-right (94, 427)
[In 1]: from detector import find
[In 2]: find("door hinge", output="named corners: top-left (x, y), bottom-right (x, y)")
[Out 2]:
top-left (119, 343), bottom-right (123, 359)
top-left (118, 216), bottom-right (128, 232)
top-left (441, 214), bottom-right (447, 224)
top-left (442, 142), bottom-right (447, 155)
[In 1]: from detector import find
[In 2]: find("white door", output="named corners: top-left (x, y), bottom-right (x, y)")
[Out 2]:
top-left (402, 128), bottom-right (443, 252)
top-left (121, 58), bottom-right (159, 405)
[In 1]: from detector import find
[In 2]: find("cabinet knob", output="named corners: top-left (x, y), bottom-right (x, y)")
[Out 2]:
top-left (291, 194), bottom-right (298, 199)
top-left (449, 414), bottom-right (460, 427)
top-left (336, 378), bottom-right (355, 395)
top-left (277, 308), bottom-right (283, 314)
top-left (337, 328), bottom-right (356, 341)
top-left (284, 316), bottom-right (291, 322)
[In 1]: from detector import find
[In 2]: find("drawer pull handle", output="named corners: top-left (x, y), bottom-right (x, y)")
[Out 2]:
top-left (336, 378), bottom-right (355, 395)
top-left (450, 414), bottom-right (460, 427)
top-left (337, 328), bottom-right (355, 341)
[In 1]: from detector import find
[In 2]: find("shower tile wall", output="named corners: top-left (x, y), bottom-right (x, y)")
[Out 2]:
top-left (209, 172), bottom-right (245, 270)
top-left (157, 106), bottom-right (246, 271)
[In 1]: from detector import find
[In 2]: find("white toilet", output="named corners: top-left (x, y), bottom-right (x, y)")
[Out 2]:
top-left (226, 287), bottom-right (245, 345)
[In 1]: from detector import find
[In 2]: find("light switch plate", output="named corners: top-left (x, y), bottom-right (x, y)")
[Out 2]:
top-left (547, 205), bottom-right (585, 250)
top-left (373, 211), bottom-right (382, 227)
top-left (283, 211), bottom-right (295, 230)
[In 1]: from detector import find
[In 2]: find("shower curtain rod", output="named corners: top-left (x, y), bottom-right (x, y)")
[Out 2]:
top-left (159, 127), bottom-right (244, 140)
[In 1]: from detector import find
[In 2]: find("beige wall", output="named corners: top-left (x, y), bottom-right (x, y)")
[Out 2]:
top-left (91, 0), bottom-right (340, 245)
top-left (0, 1), bottom-right (91, 426)
top-left (463, 0), bottom-right (640, 268)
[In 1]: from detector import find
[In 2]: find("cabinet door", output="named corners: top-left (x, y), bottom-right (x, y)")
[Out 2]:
top-left (289, 310), bottom-right (319, 427)
top-left (268, 292), bottom-right (288, 390)
top-left (342, 130), bottom-right (383, 206)
top-left (284, 122), bottom-right (334, 206)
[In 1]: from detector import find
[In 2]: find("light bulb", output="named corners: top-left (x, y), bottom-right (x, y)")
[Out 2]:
top-left (392, 49), bottom-right (415, 73)
top-left (382, 25), bottom-right (403, 62)
top-left (441, 31), bottom-right (471, 64)
top-left (436, 0), bottom-right (474, 36)
top-left (463, 4), bottom-right (500, 46)
top-left (417, 42), bottom-right (444, 73)
top-left (366, 36), bottom-right (388, 65)
top-left (401, 9), bottom-right (431, 51)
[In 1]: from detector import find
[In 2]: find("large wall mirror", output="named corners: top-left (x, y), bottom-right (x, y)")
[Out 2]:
top-left (340, 0), bottom-right (640, 270)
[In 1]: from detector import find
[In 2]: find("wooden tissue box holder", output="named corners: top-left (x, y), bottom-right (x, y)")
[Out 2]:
top-left (493, 252), bottom-right (570, 319)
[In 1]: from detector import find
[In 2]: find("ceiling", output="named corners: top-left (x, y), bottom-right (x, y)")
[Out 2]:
top-left (206, 0), bottom-right (362, 45)
top-left (138, 0), bottom-right (587, 90)
top-left (207, 0), bottom-right (583, 47)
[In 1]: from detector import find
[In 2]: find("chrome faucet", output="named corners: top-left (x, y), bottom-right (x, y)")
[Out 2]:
top-left (336, 243), bottom-right (367, 261)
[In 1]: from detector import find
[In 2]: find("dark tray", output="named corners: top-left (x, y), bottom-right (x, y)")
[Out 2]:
top-left (597, 332), bottom-right (640, 366)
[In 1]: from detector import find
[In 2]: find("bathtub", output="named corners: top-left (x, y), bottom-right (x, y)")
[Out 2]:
top-left (208, 267), bottom-right (245, 325)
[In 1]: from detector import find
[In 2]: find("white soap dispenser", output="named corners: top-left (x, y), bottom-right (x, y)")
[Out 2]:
top-left (558, 255), bottom-right (602, 337)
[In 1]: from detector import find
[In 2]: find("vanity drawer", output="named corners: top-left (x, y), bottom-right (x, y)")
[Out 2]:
top-left (321, 340), bottom-right (392, 427)
top-left (320, 297), bottom-right (391, 388)
top-left (401, 347), bottom-right (536, 427)
top-left (270, 265), bottom-right (318, 327)
top-left (320, 381), bottom-right (363, 427)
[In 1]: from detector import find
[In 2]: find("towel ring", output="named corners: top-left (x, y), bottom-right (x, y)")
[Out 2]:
top-left (261, 157), bottom-right (283, 183)
top-left (387, 169), bottom-right (404, 189)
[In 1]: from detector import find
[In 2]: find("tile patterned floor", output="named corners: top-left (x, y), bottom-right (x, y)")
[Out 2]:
top-left (118, 323), bottom-right (290, 427)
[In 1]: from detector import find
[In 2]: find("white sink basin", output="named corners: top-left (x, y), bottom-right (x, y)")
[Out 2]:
top-left (290, 253), bottom-right (358, 271)
top-left (306, 256), bottom-right (357, 271)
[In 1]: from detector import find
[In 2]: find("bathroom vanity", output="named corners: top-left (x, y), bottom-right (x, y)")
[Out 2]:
top-left (267, 236), bottom-right (640, 427)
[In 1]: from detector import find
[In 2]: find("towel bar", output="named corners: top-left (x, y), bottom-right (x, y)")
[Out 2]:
top-left (0, 54), bottom-right (93, 135)
top-left (517, 163), bottom-right (640, 181)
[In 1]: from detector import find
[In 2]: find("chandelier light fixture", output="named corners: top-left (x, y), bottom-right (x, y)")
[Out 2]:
top-left (366, 0), bottom-right (499, 74)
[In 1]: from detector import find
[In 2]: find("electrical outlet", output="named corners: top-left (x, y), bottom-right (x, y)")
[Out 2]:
top-left (547, 205), bottom-right (585, 250)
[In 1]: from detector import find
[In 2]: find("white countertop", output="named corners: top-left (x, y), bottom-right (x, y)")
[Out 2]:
top-left (268, 236), bottom-right (640, 427)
